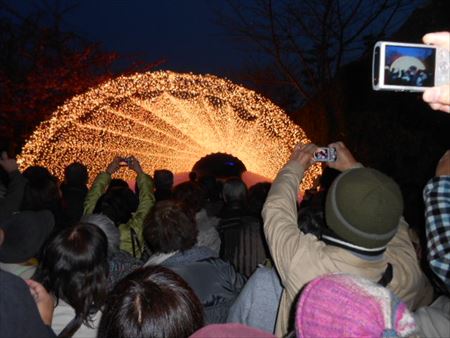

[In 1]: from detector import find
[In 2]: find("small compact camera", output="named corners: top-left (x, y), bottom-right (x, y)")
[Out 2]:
top-left (119, 157), bottom-right (132, 167)
top-left (372, 41), bottom-right (449, 92)
top-left (313, 147), bottom-right (337, 162)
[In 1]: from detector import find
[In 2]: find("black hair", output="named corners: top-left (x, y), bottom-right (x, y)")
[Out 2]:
top-left (64, 162), bottom-right (88, 187)
top-left (143, 200), bottom-right (198, 253)
top-left (222, 177), bottom-right (248, 208)
top-left (21, 166), bottom-right (60, 212)
top-left (297, 205), bottom-right (326, 239)
top-left (107, 178), bottom-right (130, 191)
top-left (247, 182), bottom-right (271, 218)
top-left (93, 187), bottom-right (138, 226)
top-left (172, 181), bottom-right (206, 214)
top-left (198, 175), bottom-right (222, 202)
top-left (34, 222), bottom-right (109, 338)
top-left (97, 265), bottom-right (204, 338)
top-left (153, 169), bottom-right (174, 201)
top-left (153, 169), bottom-right (174, 190)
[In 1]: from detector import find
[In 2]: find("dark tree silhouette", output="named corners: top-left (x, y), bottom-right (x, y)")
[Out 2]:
top-left (219, 0), bottom-right (424, 139)
top-left (0, 1), bottom-right (158, 153)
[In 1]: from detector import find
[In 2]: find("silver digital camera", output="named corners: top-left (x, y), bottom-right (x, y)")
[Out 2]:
top-left (372, 41), bottom-right (449, 92)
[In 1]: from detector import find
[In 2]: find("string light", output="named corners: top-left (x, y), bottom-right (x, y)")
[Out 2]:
top-left (18, 71), bottom-right (321, 189)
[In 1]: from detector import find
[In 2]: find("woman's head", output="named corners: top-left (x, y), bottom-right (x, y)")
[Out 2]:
top-left (98, 265), bottom-right (204, 338)
top-left (34, 222), bottom-right (109, 337)
top-left (143, 200), bottom-right (197, 254)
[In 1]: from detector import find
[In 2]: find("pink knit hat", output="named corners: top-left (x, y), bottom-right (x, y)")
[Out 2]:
top-left (295, 273), bottom-right (417, 338)
top-left (190, 323), bottom-right (276, 338)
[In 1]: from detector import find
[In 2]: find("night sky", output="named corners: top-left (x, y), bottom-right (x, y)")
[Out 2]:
top-left (11, 0), bottom-right (425, 82)
top-left (50, 1), bottom-right (247, 78)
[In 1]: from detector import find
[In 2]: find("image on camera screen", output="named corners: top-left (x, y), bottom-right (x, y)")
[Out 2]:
top-left (384, 45), bottom-right (435, 87)
top-left (314, 148), bottom-right (330, 161)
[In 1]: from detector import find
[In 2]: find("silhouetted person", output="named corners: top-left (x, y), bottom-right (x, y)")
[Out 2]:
top-left (60, 162), bottom-right (88, 227)
top-left (153, 169), bottom-right (174, 202)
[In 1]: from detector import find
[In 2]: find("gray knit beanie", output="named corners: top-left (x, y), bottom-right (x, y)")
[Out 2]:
top-left (325, 168), bottom-right (403, 251)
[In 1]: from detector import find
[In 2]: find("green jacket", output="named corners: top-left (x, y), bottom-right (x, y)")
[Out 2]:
top-left (83, 172), bottom-right (155, 257)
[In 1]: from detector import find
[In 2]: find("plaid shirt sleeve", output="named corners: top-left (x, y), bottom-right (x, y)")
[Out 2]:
top-left (423, 176), bottom-right (450, 287)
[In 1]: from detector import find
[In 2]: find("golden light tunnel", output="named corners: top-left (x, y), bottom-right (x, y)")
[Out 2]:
top-left (18, 71), bottom-right (321, 189)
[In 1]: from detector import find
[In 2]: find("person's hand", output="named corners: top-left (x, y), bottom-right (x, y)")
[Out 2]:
top-left (422, 31), bottom-right (450, 113)
top-left (106, 156), bottom-right (121, 175)
top-left (127, 156), bottom-right (143, 174)
top-left (326, 142), bottom-right (358, 172)
top-left (436, 150), bottom-right (450, 176)
top-left (26, 279), bottom-right (55, 326)
top-left (0, 151), bottom-right (19, 173)
top-left (290, 143), bottom-right (318, 169)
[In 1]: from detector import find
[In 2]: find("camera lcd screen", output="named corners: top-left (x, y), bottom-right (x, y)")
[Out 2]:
top-left (314, 148), bottom-right (330, 161)
top-left (384, 45), bottom-right (435, 87)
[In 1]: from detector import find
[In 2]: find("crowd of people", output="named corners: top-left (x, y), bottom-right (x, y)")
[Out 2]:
top-left (0, 32), bottom-right (449, 338)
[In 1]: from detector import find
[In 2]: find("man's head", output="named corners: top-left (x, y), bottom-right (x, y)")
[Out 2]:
top-left (143, 200), bottom-right (197, 254)
top-left (64, 162), bottom-right (88, 187)
top-left (154, 169), bottom-right (174, 191)
top-left (324, 168), bottom-right (403, 255)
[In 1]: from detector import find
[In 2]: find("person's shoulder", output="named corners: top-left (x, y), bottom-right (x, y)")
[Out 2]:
top-left (289, 235), bottom-right (334, 266)
top-left (0, 268), bottom-right (28, 292)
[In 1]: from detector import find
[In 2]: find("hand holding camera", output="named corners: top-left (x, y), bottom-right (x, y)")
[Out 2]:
top-left (372, 38), bottom-right (449, 93)
top-left (126, 156), bottom-right (143, 174)
top-left (372, 31), bottom-right (450, 113)
top-left (106, 156), bottom-right (122, 175)
top-left (326, 142), bottom-right (358, 172)
top-left (290, 142), bottom-right (359, 172)
top-left (290, 143), bottom-right (317, 168)
top-left (422, 32), bottom-right (450, 113)
top-left (107, 156), bottom-right (143, 175)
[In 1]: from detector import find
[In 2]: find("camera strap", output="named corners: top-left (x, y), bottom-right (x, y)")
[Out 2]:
top-left (130, 227), bottom-right (142, 258)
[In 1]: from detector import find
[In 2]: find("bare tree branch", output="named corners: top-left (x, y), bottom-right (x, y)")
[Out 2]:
top-left (218, 0), bottom-right (420, 111)
top-left (268, 0), bottom-right (310, 99)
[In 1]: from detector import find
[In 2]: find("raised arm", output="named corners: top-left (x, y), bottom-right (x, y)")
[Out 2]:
top-left (119, 156), bottom-right (155, 256)
top-left (262, 144), bottom-right (317, 281)
top-left (83, 157), bottom-right (121, 215)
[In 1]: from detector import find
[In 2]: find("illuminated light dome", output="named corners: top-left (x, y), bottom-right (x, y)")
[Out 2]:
top-left (18, 71), bottom-right (321, 190)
